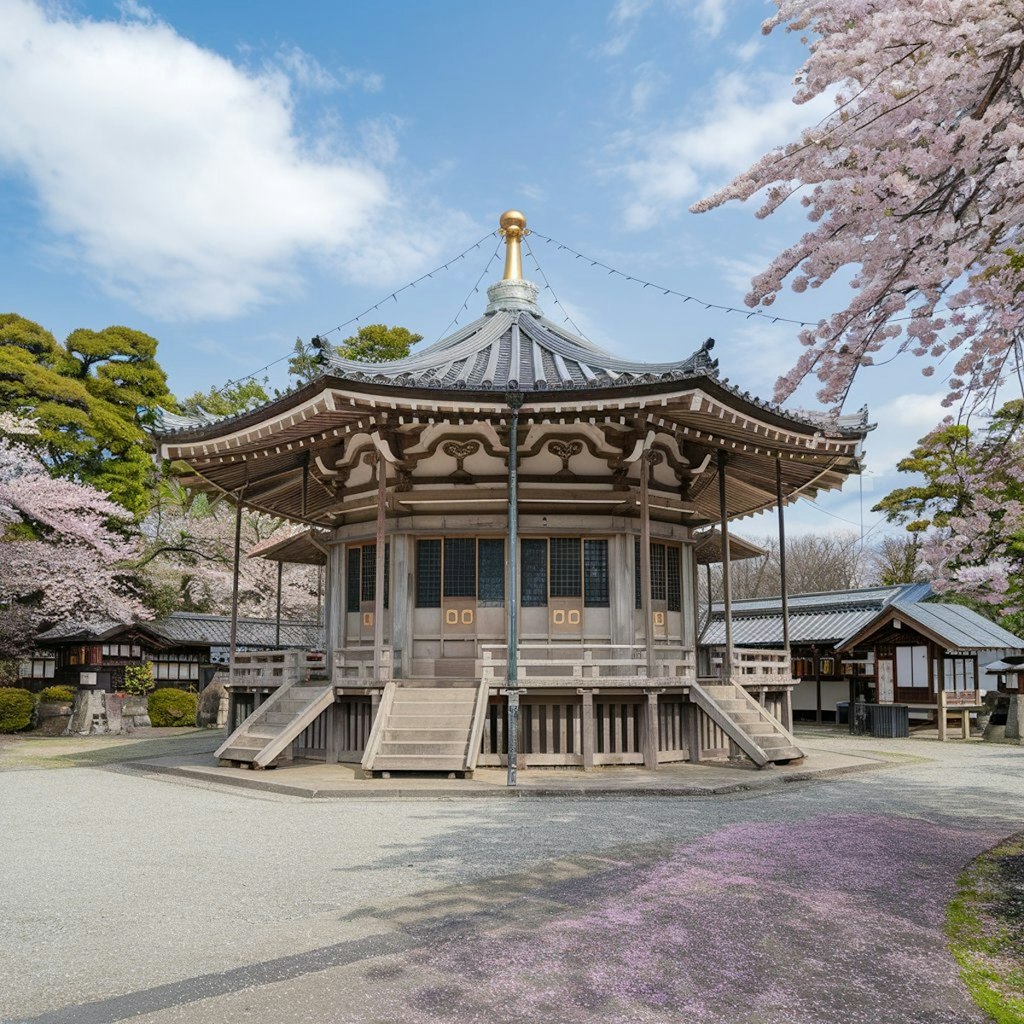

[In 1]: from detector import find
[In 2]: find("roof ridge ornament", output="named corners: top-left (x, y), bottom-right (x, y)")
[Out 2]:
top-left (486, 210), bottom-right (542, 316)
top-left (498, 210), bottom-right (528, 281)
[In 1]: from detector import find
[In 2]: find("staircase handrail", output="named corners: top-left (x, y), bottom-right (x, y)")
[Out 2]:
top-left (728, 679), bottom-right (800, 748)
top-left (253, 683), bottom-right (336, 768)
top-left (465, 676), bottom-right (491, 772)
top-left (688, 679), bottom-right (772, 767)
top-left (360, 680), bottom-right (397, 772)
top-left (214, 676), bottom-right (296, 761)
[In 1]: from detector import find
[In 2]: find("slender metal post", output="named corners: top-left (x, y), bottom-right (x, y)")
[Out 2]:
top-left (229, 500), bottom-right (243, 689)
top-left (373, 455), bottom-right (386, 682)
top-left (776, 459), bottom-right (791, 657)
top-left (506, 390), bottom-right (523, 787)
top-left (717, 454), bottom-right (734, 680)
top-left (640, 449), bottom-right (654, 677)
top-left (275, 560), bottom-right (283, 647)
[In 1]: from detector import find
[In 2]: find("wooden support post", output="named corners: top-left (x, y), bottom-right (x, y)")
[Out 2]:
top-left (776, 459), bottom-right (791, 658)
top-left (781, 688), bottom-right (794, 734)
top-left (581, 690), bottom-right (595, 770)
top-left (373, 455), bottom-right (386, 683)
top-left (686, 702), bottom-right (702, 763)
top-left (275, 560), bottom-right (283, 648)
top-left (325, 702), bottom-right (341, 764)
top-left (229, 498), bottom-right (243, 692)
top-left (717, 454), bottom-right (734, 682)
top-left (814, 645), bottom-right (822, 725)
top-left (640, 450), bottom-right (654, 678)
top-left (644, 690), bottom-right (659, 769)
top-left (937, 689), bottom-right (947, 741)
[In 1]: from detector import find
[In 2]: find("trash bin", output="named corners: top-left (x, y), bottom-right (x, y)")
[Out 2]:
top-left (836, 700), bottom-right (849, 725)
top-left (868, 703), bottom-right (909, 738)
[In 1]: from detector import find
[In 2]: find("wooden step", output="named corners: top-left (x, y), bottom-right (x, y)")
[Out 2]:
top-left (391, 687), bottom-right (476, 701)
top-left (218, 746), bottom-right (262, 762)
top-left (382, 727), bottom-right (471, 742)
top-left (378, 741), bottom-right (469, 756)
top-left (373, 754), bottom-right (468, 771)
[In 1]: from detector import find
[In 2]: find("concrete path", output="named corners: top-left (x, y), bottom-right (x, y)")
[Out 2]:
top-left (127, 739), bottom-right (887, 798)
top-left (2, 730), bottom-right (1022, 1024)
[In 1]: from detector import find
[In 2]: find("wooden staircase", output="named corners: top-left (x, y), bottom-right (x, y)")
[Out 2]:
top-left (216, 671), bottom-right (335, 769)
top-left (690, 679), bottom-right (803, 767)
top-left (361, 680), bottom-right (489, 775)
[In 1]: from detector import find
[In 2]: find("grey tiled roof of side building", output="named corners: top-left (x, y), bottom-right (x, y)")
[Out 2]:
top-left (701, 582), bottom-right (933, 648)
top-left (36, 612), bottom-right (324, 651)
top-left (885, 599), bottom-right (1024, 651)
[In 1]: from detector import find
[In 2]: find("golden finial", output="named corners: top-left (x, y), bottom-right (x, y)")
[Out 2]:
top-left (498, 209), bottom-right (529, 281)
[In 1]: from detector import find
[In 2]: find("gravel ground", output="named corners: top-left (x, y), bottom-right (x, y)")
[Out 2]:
top-left (1, 734), bottom-right (1022, 1024)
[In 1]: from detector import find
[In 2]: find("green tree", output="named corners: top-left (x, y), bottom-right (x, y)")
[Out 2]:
top-left (0, 314), bottom-right (175, 515)
top-left (873, 423), bottom-right (980, 533)
top-left (180, 379), bottom-right (269, 417)
top-left (288, 324), bottom-right (423, 384)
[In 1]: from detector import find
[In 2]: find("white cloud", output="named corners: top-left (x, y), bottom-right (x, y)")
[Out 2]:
top-left (616, 71), bottom-right (833, 230)
top-left (274, 45), bottom-right (384, 94)
top-left (598, 0), bottom-right (654, 56)
top-left (861, 391), bottom-right (948, 478)
top-left (0, 1), bottom-right (431, 320)
top-left (688, 0), bottom-right (730, 38)
top-left (630, 61), bottom-right (668, 114)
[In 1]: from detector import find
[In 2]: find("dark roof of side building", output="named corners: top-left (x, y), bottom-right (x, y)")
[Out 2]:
top-left (35, 612), bottom-right (324, 651)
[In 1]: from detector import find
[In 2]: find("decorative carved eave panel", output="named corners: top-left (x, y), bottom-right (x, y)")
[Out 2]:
top-left (157, 379), bottom-right (867, 526)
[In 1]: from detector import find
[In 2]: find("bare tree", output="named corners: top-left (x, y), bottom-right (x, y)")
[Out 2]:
top-left (700, 530), bottom-right (868, 606)
top-left (864, 535), bottom-right (925, 586)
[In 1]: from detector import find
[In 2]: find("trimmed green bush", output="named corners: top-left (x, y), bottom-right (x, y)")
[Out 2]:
top-left (148, 688), bottom-right (198, 727)
top-left (123, 662), bottom-right (155, 697)
top-left (38, 685), bottom-right (76, 703)
top-left (0, 689), bottom-right (35, 732)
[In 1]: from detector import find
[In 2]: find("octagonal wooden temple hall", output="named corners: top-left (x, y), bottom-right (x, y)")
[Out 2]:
top-left (156, 211), bottom-right (871, 779)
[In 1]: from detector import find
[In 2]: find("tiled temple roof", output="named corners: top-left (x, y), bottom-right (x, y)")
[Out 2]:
top-left (322, 305), bottom-right (719, 392)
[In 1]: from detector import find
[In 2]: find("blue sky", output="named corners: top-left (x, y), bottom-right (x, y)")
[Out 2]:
top-left (0, 0), bottom-right (949, 542)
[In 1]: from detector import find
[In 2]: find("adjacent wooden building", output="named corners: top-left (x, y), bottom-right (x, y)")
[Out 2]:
top-left (155, 211), bottom-right (872, 777)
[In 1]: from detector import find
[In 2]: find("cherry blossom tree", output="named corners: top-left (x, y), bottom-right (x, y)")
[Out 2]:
top-left (0, 414), bottom-right (143, 637)
top-left (694, 1), bottom-right (1024, 411)
top-left (140, 480), bottom-right (320, 619)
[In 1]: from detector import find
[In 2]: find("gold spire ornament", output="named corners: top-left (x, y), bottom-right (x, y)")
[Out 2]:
top-left (499, 210), bottom-right (529, 281)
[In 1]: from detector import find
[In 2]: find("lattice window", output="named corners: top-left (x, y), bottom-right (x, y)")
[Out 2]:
top-left (651, 543), bottom-right (667, 601)
top-left (634, 538), bottom-right (642, 609)
top-left (521, 539), bottom-right (548, 607)
top-left (360, 544), bottom-right (375, 603)
top-left (549, 537), bottom-right (581, 598)
top-left (634, 540), bottom-right (681, 608)
top-left (477, 539), bottom-right (505, 606)
top-left (346, 547), bottom-right (361, 612)
top-left (416, 539), bottom-right (441, 608)
top-left (352, 543), bottom-right (389, 608)
top-left (666, 545), bottom-right (682, 612)
top-left (583, 539), bottom-right (609, 607)
top-left (443, 537), bottom-right (477, 598)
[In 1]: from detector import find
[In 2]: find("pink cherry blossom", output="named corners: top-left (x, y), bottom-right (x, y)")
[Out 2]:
top-left (694, 1), bottom-right (1024, 412)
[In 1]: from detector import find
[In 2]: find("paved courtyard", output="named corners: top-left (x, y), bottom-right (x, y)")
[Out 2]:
top-left (2, 730), bottom-right (1022, 1024)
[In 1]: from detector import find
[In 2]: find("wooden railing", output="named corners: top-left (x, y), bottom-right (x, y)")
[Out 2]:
top-left (711, 647), bottom-right (795, 684)
top-left (228, 649), bottom-right (320, 689)
top-left (477, 643), bottom-right (696, 688)
top-left (333, 645), bottom-right (392, 682)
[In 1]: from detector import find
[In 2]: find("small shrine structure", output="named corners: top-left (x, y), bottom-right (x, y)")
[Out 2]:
top-left (156, 210), bottom-right (871, 777)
